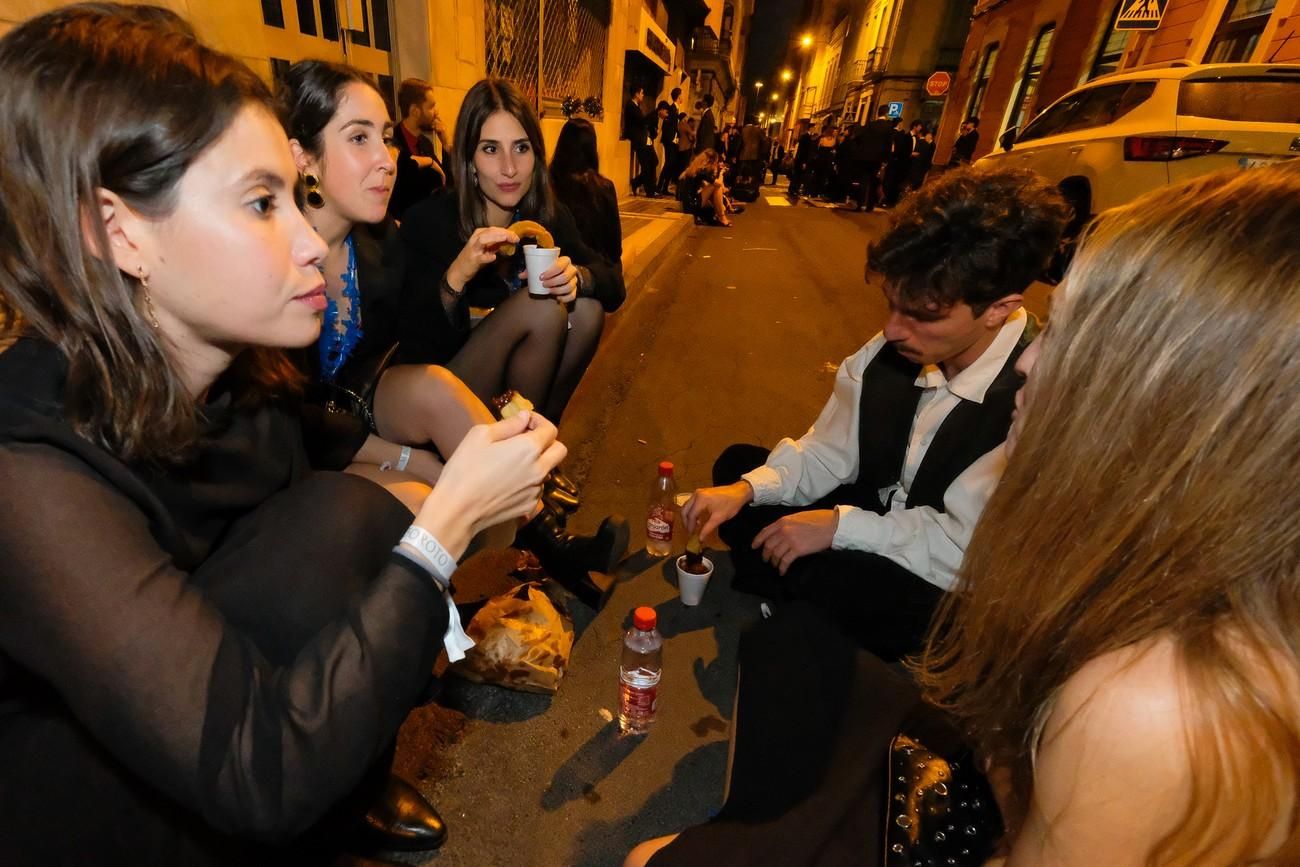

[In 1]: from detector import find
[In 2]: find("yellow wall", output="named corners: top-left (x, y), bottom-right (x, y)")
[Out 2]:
top-left (0, 0), bottom-right (390, 79)
top-left (3, 0), bottom-right (640, 193)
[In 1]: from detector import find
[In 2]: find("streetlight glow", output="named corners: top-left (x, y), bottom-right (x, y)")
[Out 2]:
top-left (800, 34), bottom-right (813, 49)
top-left (781, 69), bottom-right (793, 82)
top-left (770, 92), bottom-right (778, 102)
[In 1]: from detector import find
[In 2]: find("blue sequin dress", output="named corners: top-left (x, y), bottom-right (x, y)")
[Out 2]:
top-left (318, 234), bottom-right (364, 383)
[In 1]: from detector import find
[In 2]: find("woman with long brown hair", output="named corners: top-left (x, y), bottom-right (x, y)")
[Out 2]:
top-left (395, 79), bottom-right (629, 598)
top-left (630, 163), bottom-right (1300, 866)
top-left (396, 78), bottom-right (626, 424)
top-left (917, 159), bottom-right (1300, 865)
top-left (0, 5), bottom-right (562, 862)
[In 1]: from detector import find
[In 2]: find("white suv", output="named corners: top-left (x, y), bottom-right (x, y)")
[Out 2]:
top-left (980, 63), bottom-right (1300, 226)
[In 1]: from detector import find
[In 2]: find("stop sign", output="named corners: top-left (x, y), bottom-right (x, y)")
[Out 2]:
top-left (925, 71), bottom-right (951, 97)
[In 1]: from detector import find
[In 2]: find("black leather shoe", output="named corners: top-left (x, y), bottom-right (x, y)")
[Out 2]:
top-left (517, 506), bottom-right (629, 608)
top-left (355, 775), bottom-right (447, 853)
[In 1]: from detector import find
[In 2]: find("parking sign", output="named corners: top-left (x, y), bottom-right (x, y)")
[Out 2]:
top-left (887, 101), bottom-right (904, 119)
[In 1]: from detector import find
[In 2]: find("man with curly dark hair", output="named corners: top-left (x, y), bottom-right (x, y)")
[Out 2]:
top-left (683, 166), bottom-right (1069, 658)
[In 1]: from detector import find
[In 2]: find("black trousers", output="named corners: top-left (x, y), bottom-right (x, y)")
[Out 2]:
top-left (632, 143), bottom-right (658, 193)
top-left (714, 444), bottom-right (945, 661)
top-left (657, 146), bottom-right (680, 194)
top-left (850, 160), bottom-right (883, 210)
top-left (883, 157), bottom-right (910, 206)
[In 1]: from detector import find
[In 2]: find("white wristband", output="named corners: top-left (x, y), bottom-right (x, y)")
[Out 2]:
top-left (400, 525), bottom-right (457, 588)
top-left (381, 445), bottom-right (413, 473)
top-left (397, 526), bottom-right (475, 663)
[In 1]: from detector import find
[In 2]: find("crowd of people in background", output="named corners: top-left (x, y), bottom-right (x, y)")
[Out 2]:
top-left (786, 105), bottom-right (949, 211)
top-left (621, 81), bottom-right (979, 222)
top-left (624, 83), bottom-right (821, 230)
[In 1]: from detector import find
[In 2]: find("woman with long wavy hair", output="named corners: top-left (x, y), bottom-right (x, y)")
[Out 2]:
top-left (630, 163), bottom-right (1300, 866)
top-left (917, 160), bottom-right (1300, 865)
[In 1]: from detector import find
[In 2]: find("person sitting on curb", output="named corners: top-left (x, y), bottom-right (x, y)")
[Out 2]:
top-left (683, 165), bottom-right (1069, 660)
top-left (677, 149), bottom-right (732, 228)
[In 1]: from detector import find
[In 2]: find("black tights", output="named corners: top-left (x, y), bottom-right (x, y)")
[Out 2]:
top-left (447, 289), bottom-right (604, 422)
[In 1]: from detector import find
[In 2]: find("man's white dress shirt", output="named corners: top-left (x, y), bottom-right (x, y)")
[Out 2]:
top-left (740, 309), bottom-right (1026, 591)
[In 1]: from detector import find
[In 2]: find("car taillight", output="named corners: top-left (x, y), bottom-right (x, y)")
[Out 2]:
top-left (1123, 136), bottom-right (1229, 161)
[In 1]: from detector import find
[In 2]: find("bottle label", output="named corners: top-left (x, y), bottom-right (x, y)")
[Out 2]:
top-left (619, 681), bottom-right (658, 718)
top-left (647, 506), bottom-right (674, 542)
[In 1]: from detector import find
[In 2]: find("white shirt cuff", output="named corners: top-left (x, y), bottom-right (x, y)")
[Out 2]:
top-left (740, 465), bottom-right (784, 506)
top-left (831, 504), bottom-right (889, 552)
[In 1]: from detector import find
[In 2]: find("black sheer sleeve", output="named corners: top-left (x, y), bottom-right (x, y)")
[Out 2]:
top-left (0, 442), bottom-right (448, 841)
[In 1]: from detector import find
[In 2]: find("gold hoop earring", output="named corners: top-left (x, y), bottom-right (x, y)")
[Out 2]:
top-left (303, 172), bottom-right (325, 209)
top-left (138, 266), bottom-right (159, 330)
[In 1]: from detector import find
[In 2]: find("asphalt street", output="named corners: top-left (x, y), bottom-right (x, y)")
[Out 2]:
top-left (367, 186), bottom-right (1050, 867)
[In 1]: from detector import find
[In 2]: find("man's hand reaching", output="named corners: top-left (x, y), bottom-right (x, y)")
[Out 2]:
top-left (753, 509), bottom-right (839, 576)
top-left (682, 481), bottom-right (754, 541)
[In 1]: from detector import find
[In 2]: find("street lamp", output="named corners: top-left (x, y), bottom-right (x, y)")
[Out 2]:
top-left (781, 69), bottom-right (793, 82)
top-left (770, 92), bottom-right (779, 103)
top-left (754, 80), bottom-right (763, 95)
top-left (800, 33), bottom-right (813, 49)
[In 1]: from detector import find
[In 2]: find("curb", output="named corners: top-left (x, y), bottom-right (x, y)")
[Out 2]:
top-left (619, 207), bottom-right (693, 292)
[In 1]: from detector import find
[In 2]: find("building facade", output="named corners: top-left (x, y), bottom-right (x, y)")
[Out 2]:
top-left (0, 0), bottom-right (722, 196)
top-left (935, 0), bottom-right (1300, 163)
top-left (779, 0), bottom-right (975, 145)
top-left (684, 0), bottom-right (753, 127)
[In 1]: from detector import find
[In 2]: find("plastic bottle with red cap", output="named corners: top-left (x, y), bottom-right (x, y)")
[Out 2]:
top-left (618, 606), bottom-right (663, 734)
top-left (646, 461), bottom-right (677, 557)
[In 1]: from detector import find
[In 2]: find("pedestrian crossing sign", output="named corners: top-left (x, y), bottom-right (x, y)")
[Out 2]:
top-left (1115, 0), bottom-right (1168, 30)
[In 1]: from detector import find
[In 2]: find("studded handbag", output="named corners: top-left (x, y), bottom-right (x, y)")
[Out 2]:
top-left (883, 730), bottom-right (1003, 867)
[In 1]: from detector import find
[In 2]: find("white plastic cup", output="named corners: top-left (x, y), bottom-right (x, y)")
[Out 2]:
top-left (523, 244), bottom-right (560, 297)
top-left (676, 555), bottom-right (714, 606)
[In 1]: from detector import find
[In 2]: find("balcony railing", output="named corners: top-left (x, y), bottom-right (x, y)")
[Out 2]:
top-left (848, 48), bottom-right (887, 82)
top-left (690, 26), bottom-right (719, 53)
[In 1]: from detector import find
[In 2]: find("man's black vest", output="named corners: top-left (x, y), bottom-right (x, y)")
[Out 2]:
top-left (845, 330), bottom-right (1030, 515)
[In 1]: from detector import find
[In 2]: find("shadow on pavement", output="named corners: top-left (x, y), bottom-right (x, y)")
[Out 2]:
top-left (564, 740), bottom-right (729, 867)
top-left (541, 720), bottom-right (648, 811)
top-left (652, 550), bottom-right (756, 721)
top-left (438, 677), bottom-right (555, 723)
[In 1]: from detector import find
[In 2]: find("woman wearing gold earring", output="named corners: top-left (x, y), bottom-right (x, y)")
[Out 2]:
top-left (280, 62), bottom-right (627, 606)
top-left (303, 170), bottom-right (325, 209)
